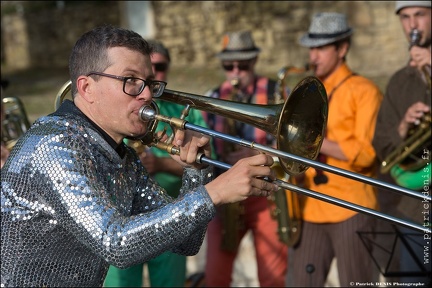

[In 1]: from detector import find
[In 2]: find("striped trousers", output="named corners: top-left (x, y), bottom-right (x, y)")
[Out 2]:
top-left (291, 213), bottom-right (378, 287)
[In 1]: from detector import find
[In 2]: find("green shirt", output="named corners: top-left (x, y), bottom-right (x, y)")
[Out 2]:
top-left (150, 100), bottom-right (215, 198)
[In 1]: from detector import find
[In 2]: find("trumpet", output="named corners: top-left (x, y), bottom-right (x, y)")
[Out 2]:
top-left (380, 29), bottom-right (432, 189)
top-left (55, 77), bottom-right (430, 233)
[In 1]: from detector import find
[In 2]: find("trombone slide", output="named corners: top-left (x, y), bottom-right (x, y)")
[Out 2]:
top-left (166, 121), bottom-right (430, 234)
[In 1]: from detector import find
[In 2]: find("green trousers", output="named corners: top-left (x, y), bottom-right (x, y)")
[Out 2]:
top-left (104, 251), bottom-right (186, 287)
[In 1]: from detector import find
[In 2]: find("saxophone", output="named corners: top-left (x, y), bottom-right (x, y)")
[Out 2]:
top-left (268, 64), bottom-right (312, 247)
top-left (220, 77), bottom-right (245, 252)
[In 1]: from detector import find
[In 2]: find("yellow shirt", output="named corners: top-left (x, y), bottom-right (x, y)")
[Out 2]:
top-left (301, 63), bottom-right (383, 223)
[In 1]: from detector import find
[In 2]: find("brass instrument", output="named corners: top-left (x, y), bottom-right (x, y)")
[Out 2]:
top-left (380, 29), bottom-right (432, 189)
top-left (55, 77), bottom-right (431, 234)
top-left (1, 96), bottom-right (31, 150)
top-left (381, 112), bottom-right (431, 174)
top-left (270, 65), bottom-right (312, 247)
top-left (409, 29), bottom-right (431, 89)
top-left (274, 64), bottom-right (313, 103)
top-left (269, 159), bottom-right (302, 247)
top-left (220, 77), bottom-right (244, 252)
top-left (55, 80), bottom-right (72, 110)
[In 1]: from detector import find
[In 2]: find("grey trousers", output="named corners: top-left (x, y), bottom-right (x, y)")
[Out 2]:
top-left (291, 213), bottom-right (378, 287)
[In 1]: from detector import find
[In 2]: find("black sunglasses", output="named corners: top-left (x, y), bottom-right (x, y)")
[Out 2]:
top-left (152, 62), bottom-right (169, 72)
top-left (222, 62), bottom-right (251, 71)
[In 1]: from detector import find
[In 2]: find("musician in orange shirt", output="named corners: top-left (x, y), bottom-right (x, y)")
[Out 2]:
top-left (291, 12), bottom-right (383, 287)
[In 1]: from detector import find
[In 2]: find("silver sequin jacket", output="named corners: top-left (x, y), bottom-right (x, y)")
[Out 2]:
top-left (1, 101), bottom-right (216, 287)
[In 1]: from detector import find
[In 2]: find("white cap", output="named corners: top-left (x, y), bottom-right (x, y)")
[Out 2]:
top-left (395, 1), bottom-right (431, 14)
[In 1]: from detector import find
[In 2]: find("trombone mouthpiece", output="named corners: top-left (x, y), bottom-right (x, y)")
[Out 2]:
top-left (138, 105), bottom-right (156, 122)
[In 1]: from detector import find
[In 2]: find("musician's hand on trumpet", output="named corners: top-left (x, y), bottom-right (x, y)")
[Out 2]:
top-left (398, 101), bottom-right (430, 138)
top-left (409, 45), bottom-right (431, 72)
top-left (205, 153), bottom-right (278, 205)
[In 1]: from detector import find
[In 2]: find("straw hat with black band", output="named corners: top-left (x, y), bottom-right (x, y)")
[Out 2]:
top-left (299, 12), bottom-right (353, 48)
top-left (216, 30), bottom-right (261, 61)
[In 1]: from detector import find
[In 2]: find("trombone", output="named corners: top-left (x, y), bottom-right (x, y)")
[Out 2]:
top-left (56, 77), bottom-right (431, 234)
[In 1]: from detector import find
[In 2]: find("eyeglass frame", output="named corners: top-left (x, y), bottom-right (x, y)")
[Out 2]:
top-left (86, 71), bottom-right (167, 97)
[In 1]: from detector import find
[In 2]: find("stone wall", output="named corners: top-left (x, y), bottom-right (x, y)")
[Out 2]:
top-left (151, 1), bottom-right (407, 77)
top-left (1, 1), bottom-right (120, 69)
top-left (1, 1), bottom-right (407, 77)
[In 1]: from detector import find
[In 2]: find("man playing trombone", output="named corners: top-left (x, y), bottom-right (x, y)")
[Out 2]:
top-left (0, 25), bottom-right (278, 287)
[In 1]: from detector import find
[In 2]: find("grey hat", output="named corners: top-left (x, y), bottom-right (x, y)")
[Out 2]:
top-left (299, 12), bottom-right (353, 48)
top-left (395, 1), bottom-right (431, 14)
top-left (147, 39), bottom-right (170, 62)
top-left (216, 31), bottom-right (261, 61)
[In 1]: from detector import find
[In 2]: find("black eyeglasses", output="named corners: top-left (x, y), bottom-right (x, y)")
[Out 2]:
top-left (222, 62), bottom-right (251, 71)
top-left (152, 62), bottom-right (169, 72)
top-left (86, 71), bottom-right (167, 97)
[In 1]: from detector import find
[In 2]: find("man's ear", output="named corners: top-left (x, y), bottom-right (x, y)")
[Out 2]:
top-left (76, 76), bottom-right (95, 103)
top-left (337, 41), bottom-right (349, 59)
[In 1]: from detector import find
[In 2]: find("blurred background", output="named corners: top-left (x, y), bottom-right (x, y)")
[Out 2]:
top-left (1, 1), bottom-right (406, 123)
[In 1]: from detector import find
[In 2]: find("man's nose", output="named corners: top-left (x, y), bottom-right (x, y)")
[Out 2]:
top-left (136, 86), bottom-right (152, 101)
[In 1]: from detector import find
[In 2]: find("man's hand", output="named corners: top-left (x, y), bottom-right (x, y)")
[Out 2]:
top-left (398, 101), bottom-right (430, 138)
top-left (171, 129), bottom-right (211, 169)
top-left (409, 46), bottom-right (431, 72)
top-left (205, 154), bottom-right (278, 205)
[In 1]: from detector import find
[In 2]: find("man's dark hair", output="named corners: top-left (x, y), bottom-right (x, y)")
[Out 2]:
top-left (69, 25), bottom-right (152, 97)
top-left (333, 37), bottom-right (351, 62)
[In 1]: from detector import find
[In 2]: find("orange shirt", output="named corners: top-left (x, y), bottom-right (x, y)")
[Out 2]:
top-left (301, 63), bottom-right (383, 223)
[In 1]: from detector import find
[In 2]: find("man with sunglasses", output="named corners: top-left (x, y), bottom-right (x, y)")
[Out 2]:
top-left (0, 25), bottom-right (279, 287)
top-left (203, 30), bottom-right (288, 287)
top-left (104, 40), bottom-right (213, 287)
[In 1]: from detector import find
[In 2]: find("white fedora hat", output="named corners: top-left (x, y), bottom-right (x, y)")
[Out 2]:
top-left (395, 1), bottom-right (431, 14)
top-left (299, 12), bottom-right (353, 48)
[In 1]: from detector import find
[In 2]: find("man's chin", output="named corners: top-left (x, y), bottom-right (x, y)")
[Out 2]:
top-left (127, 127), bottom-right (149, 139)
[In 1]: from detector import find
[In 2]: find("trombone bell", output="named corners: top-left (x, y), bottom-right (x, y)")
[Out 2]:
top-left (152, 76), bottom-right (328, 176)
top-left (276, 76), bottom-right (327, 175)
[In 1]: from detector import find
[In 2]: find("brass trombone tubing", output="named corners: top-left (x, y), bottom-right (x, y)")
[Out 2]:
top-left (199, 153), bottom-right (429, 234)
top-left (149, 114), bottom-right (429, 202)
top-left (188, 123), bottom-right (430, 233)
top-left (141, 111), bottom-right (430, 233)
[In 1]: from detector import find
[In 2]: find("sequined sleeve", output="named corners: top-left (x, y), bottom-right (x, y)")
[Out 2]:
top-left (1, 115), bottom-right (216, 287)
